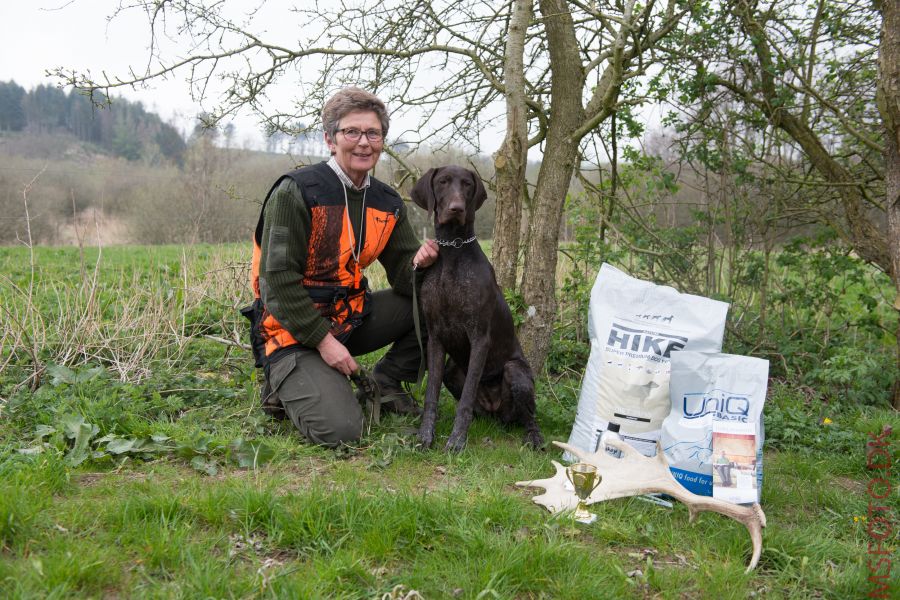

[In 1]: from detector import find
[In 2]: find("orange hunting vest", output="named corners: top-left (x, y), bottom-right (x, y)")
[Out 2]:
top-left (250, 162), bottom-right (402, 358)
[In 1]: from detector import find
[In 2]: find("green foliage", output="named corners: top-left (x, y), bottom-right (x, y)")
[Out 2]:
top-left (549, 191), bottom-right (622, 375)
top-left (0, 480), bottom-right (44, 549)
top-left (110, 122), bottom-right (143, 161)
top-left (0, 453), bottom-right (67, 550)
top-left (763, 382), bottom-right (865, 456)
top-left (732, 234), bottom-right (895, 405)
top-left (4, 362), bottom-right (274, 475)
top-left (502, 286), bottom-right (527, 328)
top-left (806, 347), bottom-right (895, 406)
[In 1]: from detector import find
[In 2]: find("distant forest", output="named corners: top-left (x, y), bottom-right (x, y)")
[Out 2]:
top-left (0, 79), bottom-right (297, 246)
top-left (0, 81), bottom-right (480, 246)
top-left (0, 80), bottom-right (186, 165)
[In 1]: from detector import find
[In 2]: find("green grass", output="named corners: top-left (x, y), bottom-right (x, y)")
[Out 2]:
top-left (1, 244), bottom-right (898, 598)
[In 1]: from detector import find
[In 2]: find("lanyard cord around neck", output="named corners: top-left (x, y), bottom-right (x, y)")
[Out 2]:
top-left (342, 184), bottom-right (367, 266)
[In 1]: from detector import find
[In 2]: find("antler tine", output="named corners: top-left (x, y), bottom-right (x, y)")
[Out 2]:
top-left (656, 483), bottom-right (766, 572)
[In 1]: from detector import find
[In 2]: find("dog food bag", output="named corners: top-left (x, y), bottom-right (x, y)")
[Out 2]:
top-left (564, 264), bottom-right (729, 461)
top-left (661, 351), bottom-right (769, 502)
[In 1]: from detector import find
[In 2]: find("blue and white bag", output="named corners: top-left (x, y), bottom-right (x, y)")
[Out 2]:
top-left (661, 352), bottom-right (769, 503)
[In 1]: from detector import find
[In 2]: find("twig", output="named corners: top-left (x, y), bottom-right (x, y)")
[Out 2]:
top-left (17, 166), bottom-right (47, 390)
top-left (203, 335), bottom-right (250, 350)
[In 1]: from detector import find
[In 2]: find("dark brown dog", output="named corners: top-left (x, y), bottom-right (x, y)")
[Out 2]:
top-left (410, 166), bottom-right (544, 452)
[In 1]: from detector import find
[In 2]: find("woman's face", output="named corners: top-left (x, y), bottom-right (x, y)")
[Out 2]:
top-left (325, 109), bottom-right (384, 186)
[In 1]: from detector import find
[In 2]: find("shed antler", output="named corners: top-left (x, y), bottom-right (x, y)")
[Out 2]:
top-left (516, 440), bottom-right (767, 572)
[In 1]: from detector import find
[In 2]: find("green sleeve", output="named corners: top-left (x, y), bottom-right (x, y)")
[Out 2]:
top-left (258, 178), bottom-right (332, 348)
top-left (377, 200), bottom-right (421, 296)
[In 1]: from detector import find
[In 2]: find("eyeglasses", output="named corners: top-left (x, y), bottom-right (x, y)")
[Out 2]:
top-left (337, 127), bottom-right (384, 143)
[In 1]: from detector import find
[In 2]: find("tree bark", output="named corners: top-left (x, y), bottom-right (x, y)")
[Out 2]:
top-left (877, 0), bottom-right (900, 409)
top-left (519, 0), bottom-right (587, 373)
top-left (492, 0), bottom-right (533, 291)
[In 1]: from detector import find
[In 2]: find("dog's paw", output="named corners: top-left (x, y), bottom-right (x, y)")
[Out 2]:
top-left (417, 428), bottom-right (435, 450)
top-left (444, 432), bottom-right (468, 453)
top-left (523, 429), bottom-right (545, 450)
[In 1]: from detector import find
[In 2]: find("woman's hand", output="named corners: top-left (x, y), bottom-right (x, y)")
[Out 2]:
top-left (316, 332), bottom-right (358, 376)
top-left (413, 239), bottom-right (439, 269)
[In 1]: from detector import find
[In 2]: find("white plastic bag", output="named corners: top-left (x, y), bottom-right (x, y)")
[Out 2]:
top-left (661, 351), bottom-right (769, 502)
top-left (564, 264), bottom-right (729, 460)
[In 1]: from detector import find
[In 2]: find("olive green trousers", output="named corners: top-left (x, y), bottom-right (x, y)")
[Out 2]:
top-left (263, 290), bottom-right (423, 447)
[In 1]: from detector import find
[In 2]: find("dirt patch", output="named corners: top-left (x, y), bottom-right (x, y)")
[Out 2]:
top-left (155, 456), bottom-right (335, 492)
top-left (76, 470), bottom-right (151, 487)
top-left (75, 472), bottom-right (106, 487)
top-left (833, 476), bottom-right (865, 494)
top-left (251, 457), bottom-right (334, 492)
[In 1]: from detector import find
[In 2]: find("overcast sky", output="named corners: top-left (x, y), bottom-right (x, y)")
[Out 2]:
top-left (1, 1), bottom-right (664, 158)
top-left (1, 1), bottom-right (291, 148)
top-left (0, 1), bottom-right (513, 153)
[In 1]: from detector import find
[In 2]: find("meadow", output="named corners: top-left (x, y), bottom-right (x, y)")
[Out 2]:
top-left (0, 244), bottom-right (897, 599)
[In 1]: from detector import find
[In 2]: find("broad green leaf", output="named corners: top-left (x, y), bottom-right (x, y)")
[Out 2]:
top-left (46, 363), bottom-right (77, 386)
top-left (66, 421), bottom-right (97, 466)
top-left (228, 438), bottom-right (274, 469)
top-left (33, 425), bottom-right (56, 439)
top-left (106, 438), bottom-right (137, 454)
top-left (75, 366), bottom-right (105, 383)
top-left (60, 415), bottom-right (86, 439)
top-left (190, 456), bottom-right (218, 476)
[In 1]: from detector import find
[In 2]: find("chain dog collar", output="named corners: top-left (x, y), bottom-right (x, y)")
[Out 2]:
top-left (435, 235), bottom-right (478, 248)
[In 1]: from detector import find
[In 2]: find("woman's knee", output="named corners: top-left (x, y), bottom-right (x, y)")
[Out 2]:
top-left (301, 412), bottom-right (363, 447)
top-left (274, 351), bottom-right (363, 446)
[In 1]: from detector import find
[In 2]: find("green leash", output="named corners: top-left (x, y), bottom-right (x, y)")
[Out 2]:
top-left (350, 367), bottom-right (382, 431)
top-left (411, 264), bottom-right (426, 388)
top-left (351, 264), bottom-right (426, 432)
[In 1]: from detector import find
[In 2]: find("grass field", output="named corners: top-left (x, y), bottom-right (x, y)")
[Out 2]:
top-left (0, 244), bottom-right (898, 599)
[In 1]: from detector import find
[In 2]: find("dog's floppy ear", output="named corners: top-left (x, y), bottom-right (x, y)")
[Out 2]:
top-left (410, 168), bottom-right (440, 216)
top-left (470, 169), bottom-right (487, 210)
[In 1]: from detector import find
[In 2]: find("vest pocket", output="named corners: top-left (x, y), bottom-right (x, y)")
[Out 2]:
top-left (266, 351), bottom-right (322, 405)
top-left (268, 352), bottom-right (298, 395)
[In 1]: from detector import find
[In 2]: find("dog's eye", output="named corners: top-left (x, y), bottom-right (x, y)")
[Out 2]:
top-left (461, 179), bottom-right (472, 187)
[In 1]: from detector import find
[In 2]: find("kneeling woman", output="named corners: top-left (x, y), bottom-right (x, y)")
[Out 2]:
top-left (250, 87), bottom-right (438, 446)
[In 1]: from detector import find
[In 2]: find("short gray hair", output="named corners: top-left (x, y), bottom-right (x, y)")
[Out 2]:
top-left (321, 87), bottom-right (389, 139)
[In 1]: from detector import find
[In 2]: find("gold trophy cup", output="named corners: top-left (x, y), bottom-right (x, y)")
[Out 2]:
top-left (566, 462), bottom-right (602, 524)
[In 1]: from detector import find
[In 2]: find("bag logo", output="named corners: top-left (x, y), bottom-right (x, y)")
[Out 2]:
top-left (635, 313), bottom-right (674, 323)
top-left (607, 322), bottom-right (687, 359)
top-left (681, 390), bottom-right (750, 422)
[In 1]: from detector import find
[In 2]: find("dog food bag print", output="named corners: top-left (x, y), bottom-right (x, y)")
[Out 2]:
top-left (661, 352), bottom-right (769, 501)
top-left (565, 264), bottom-right (729, 461)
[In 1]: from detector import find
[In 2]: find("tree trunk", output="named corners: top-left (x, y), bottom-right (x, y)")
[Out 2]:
top-left (877, 0), bottom-right (900, 409)
top-left (519, 0), bottom-right (586, 373)
top-left (777, 111), bottom-right (890, 270)
top-left (492, 0), bottom-right (532, 291)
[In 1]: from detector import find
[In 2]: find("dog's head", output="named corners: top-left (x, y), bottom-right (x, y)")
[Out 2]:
top-left (410, 166), bottom-right (487, 227)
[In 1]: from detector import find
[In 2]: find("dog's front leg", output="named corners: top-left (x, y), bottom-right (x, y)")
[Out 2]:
top-left (445, 340), bottom-right (490, 452)
top-left (417, 336), bottom-right (445, 449)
